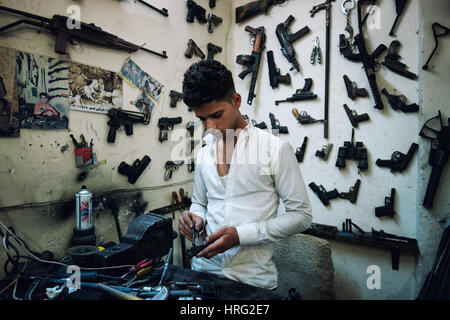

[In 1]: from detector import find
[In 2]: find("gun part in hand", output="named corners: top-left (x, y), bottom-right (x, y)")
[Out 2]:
top-left (376, 142), bottom-right (418, 173)
top-left (236, 25), bottom-right (266, 105)
top-left (343, 104), bottom-right (370, 128)
top-left (267, 50), bottom-right (291, 88)
top-left (381, 40), bottom-right (417, 80)
top-left (185, 39), bottom-right (205, 59)
top-left (158, 117), bottom-right (182, 142)
top-left (107, 108), bottom-right (150, 143)
top-left (269, 112), bottom-right (289, 134)
top-left (275, 15), bottom-right (310, 72)
top-left (339, 179), bottom-right (361, 204)
top-left (296, 137), bottom-right (308, 163)
top-left (164, 161), bottom-right (185, 180)
top-left (235, 0), bottom-right (287, 23)
top-left (343, 74), bottom-right (368, 100)
top-left (169, 90), bottom-right (183, 108)
top-left (315, 143), bottom-right (333, 161)
top-left (375, 188), bottom-right (396, 218)
top-left (292, 109), bottom-right (324, 125)
top-left (118, 155), bottom-right (151, 184)
top-left (381, 88), bottom-right (419, 113)
top-left (309, 182), bottom-right (340, 206)
top-left (0, 5), bottom-right (167, 59)
top-left (336, 128), bottom-right (368, 170)
top-left (207, 13), bottom-right (222, 33)
top-left (207, 42), bottom-right (222, 60)
top-left (187, 0), bottom-right (207, 24)
top-left (275, 78), bottom-right (317, 105)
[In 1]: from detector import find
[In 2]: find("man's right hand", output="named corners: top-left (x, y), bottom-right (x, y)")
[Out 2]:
top-left (178, 210), bottom-right (204, 242)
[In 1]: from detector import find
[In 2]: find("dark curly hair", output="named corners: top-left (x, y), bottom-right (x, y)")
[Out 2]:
top-left (182, 60), bottom-right (235, 109)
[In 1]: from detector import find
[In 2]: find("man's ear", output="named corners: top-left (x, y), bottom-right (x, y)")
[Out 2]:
top-left (232, 93), bottom-right (241, 109)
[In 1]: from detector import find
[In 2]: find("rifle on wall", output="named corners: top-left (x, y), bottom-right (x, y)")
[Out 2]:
top-left (0, 6), bottom-right (168, 58)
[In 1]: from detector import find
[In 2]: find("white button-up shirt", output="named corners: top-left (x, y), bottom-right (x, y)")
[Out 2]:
top-left (189, 123), bottom-right (312, 289)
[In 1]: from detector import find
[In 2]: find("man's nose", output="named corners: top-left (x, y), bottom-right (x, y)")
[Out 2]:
top-left (204, 118), bottom-right (217, 131)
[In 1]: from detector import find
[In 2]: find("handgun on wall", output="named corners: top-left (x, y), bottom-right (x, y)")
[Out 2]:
top-left (118, 155), bottom-right (151, 184)
top-left (267, 50), bottom-right (291, 88)
top-left (376, 143), bottom-right (418, 173)
top-left (107, 108), bottom-right (150, 143)
top-left (207, 13), bottom-right (222, 33)
top-left (169, 90), bottom-right (183, 108)
top-left (164, 160), bottom-right (185, 180)
top-left (275, 78), bottom-right (317, 105)
top-left (158, 117), bottom-right (182, 142)
top-left (185, 39), bottom-right (205, 59)
top-left (187, 0), bottom-right (207, 24)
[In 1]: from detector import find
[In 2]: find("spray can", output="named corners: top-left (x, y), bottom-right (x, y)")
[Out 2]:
top-left (76, 185), bottom-right (93, 230)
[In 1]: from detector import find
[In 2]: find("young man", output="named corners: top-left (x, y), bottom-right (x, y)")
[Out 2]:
top-left (33, 92), bottom-right (60, 118)
top-left (178, 60), bottom-right (312, 290)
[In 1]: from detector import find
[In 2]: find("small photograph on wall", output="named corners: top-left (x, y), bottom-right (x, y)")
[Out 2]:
top-left (0, 46), bottom-right (20, 137)
top-left (135, 92), bottom-right (155, 118)
top-left (16, 51), bottom-right (69, 129)
top-left (69, 62), bottom-right (123, 114)
top-left (120, 58), bottom-right (164, 100)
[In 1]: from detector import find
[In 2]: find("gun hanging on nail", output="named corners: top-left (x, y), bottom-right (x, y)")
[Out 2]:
top-left (422, 22), bottom-right (449, 70)
top-left (375, 188), bottom-right (396, 218)
top-left (267, 50), bottom-right (291, 88)
top-left (207, 42), bottom-right (222, 61)
top-left (354, 0), bottom-right (386, 110)
top-left (336, 128), bottom-right (368, 170)
top-left (236, 26), bottom-right (265, 106)
top-left (419, 110), bottom-right (450, 210)
top-left (118, 155), bottom-right (151, 184)
top-left (169, 90), bottom-right (183, 108)
top-left (275, 78), bottom-right (317, 105)
top-left (275, 15), bottom-right (310, 72)
top-left (186, 0), bottom-right (207, 24)
top-left (343, 74), bottom-right (368, 100)
top-left (295, 137), bottom-right (308, 163)
top-left (269, 112), bottom-right (289, 134)
top-left (376, 142), bottom-right (418, 173)
top-left (185, 39), bottom-right (205, 59)
top-left (292, 109), bottom-right (324, 125)
top-left (389, 0), bottom-right (407, 36)
top-left (381, 88), bottom-right (419, 113)
top-left (381, 40), bottom-right (417, 80)
top-left (339, 179), bottom-right (361, 204)
top-left (107, 108), bottom-right (150, 143)
top-left (315, 143), bottom-right (333, 160)
top-left (158, 117), bottom-right (182, 142)
top-left (308, 182), bottom-right (340, 206)
top-left (164, 161), bottom-right (185, 180)
top-left (343, 104), bottom-right (370, 128)
top-left (207, 13), bottom-right (222, 33)
top-left (235, 0), bottom-right (287, 23)
top-left (251, 119), bottom-right (268, 129)
top-left (0, 5), bottom-right (167, 59)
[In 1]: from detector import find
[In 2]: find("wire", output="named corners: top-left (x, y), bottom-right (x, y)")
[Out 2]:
top-left (0, 220), bottom-right (134, 272)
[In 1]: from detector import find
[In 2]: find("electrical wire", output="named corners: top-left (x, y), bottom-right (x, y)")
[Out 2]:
top-left (0, 220), bottom-right (134, 272)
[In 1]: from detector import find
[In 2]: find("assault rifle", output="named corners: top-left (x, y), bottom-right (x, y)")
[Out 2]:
top-left (354, 0), bottom-right (386, 110)
top-left (419, 110), bottom-right (450, 210)
top-left (236, 26), bottom-right (266, 105)
top-left (303, 221), bottom-right (419, 270)
top-left (0, 6), bottom-right (167, 58)
top-left (107, 108), bottom-right (150, 143)
top-left (235, 0), bottom-right (287, 23)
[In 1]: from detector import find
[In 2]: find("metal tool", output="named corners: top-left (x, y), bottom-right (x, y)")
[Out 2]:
top-left (310, 37), bottom-right (322, 64)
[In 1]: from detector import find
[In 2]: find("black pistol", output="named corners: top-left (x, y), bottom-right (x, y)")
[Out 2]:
top-left (185, 39), bottom-right (205, 59)
top-left (376, 142), bottom-right (418, 173)
top-left (275, 78), bottom-right (317, 105)
top-left (375, 188), bottom-right (396, 218)
top-left (343, 104), bottom-right (370, 128)
top-left (309, 182), bottom-right (340, 206)
top-left (158, 117), bottom-right (182, 142)
top-left (381, 88), bottom-right (419, 113)
top-left (186, 0), bottom-right (207, 24)
top-left (118, 155), bottom-right (151, 184)
top-left (381, 40), bottom-right (417, 80)
top-left (267, 50), bottom-right (291, 88)
top-left (169, 90), bottom-right (183, 108)
top-left (343, 74), bottom-right (368, 100)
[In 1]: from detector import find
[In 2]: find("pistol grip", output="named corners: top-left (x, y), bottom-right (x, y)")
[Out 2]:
top-left (107, 127), bottom-right (117, 143)
top-left (55, 32), bottom-right (69, 55)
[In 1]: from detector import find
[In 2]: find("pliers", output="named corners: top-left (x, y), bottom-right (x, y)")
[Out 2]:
top-left (310, 37), bottom-right (322, 64)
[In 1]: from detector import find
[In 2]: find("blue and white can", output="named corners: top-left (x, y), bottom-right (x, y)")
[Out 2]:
top-left (75, 185), bottom-right (93, 230)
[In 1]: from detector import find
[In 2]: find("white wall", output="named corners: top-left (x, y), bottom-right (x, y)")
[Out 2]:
top-left (232, 0), bottom-right (448, 299)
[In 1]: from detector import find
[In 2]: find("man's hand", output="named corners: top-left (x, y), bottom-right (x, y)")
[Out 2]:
top-left (178, 210), bottom-right (204, 242)
top-left (196, 226), bottom-right (240, 259)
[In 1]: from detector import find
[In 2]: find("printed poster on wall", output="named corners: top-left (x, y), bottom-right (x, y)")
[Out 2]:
top-left (0, 46), bottom-right (20, 137)
top-left (69, 62), bottom-right (123, 114)
top-left (16, 51), bottom-right (69, 129)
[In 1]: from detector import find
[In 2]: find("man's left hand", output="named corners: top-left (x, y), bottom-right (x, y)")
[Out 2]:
top-left (196, 226), bottom-right (240, 259)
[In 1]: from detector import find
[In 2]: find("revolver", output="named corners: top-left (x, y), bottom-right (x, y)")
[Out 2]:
top-left (164, 160), bottom-right (185, 180)
top-left (158, 117), bottom-right (182, 142)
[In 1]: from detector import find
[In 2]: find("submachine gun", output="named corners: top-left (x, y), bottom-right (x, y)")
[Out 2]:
top-left (107, 108), bottom-right (150, 143)
top-left (236, 26), bottom-right (266, 105)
